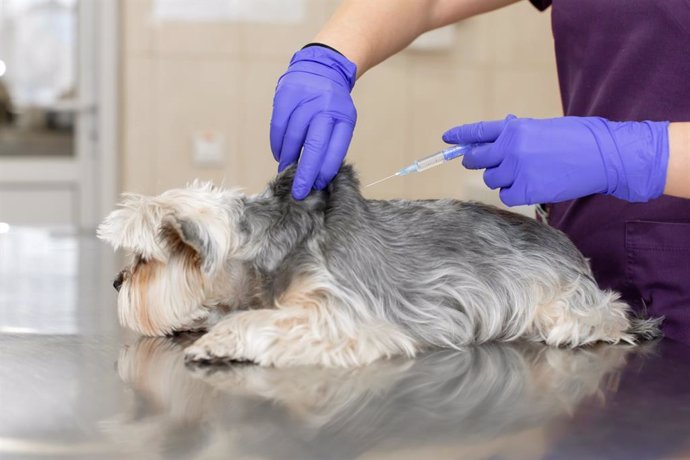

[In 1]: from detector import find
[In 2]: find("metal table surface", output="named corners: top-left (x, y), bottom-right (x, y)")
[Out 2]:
top-left (1, 227), bottom-right (689, 460)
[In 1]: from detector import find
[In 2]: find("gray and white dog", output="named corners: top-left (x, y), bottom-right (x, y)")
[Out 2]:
top-left (98, 165), bottom-right (660, 367)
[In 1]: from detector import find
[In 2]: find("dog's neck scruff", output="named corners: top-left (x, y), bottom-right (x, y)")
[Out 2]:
top-left (97, 165), bottom-right (360, 336)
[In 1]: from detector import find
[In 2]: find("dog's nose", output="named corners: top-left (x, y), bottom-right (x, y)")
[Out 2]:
top-left (113, 271), bottom-right (124, 292)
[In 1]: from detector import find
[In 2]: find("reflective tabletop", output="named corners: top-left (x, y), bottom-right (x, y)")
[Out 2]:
top-left (1, 228), bottom-right (690, 460)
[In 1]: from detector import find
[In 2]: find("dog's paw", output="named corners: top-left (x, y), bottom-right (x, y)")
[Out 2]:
top-left (185, 360), bottom-right (253, 384)
top-left (185, 362), bottom-right (269, 395)
top-left (183, 332), bottom-right (251, 364)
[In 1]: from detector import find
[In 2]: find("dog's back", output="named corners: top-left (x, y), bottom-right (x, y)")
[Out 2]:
top-left (269, 164), bottom-right (660, 348)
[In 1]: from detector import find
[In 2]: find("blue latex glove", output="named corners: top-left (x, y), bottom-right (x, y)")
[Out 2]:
top-left (443, 115), bottom-right (670, 206)
top-left (270, 45), bottom-right (357, 200)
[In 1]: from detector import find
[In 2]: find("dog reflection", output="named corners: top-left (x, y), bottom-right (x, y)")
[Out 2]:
top-left (106, 338), bottom-right (652, 459)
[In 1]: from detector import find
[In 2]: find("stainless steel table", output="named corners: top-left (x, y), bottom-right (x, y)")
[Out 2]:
top-left (2, 228), bottom-right (689, 460)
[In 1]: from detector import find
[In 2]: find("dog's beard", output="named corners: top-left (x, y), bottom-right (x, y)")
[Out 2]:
top-left (118, 255), bottom-right (209, 336)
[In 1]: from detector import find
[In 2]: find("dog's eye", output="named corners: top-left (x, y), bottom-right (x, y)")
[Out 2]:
top-left (113, 271), bottom-right (125, 292)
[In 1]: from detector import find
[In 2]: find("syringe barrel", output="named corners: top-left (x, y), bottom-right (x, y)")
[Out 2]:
top-left (414, 144), bottom-right (469, 172)
top-left (414, 151), bottom-right (447, 172)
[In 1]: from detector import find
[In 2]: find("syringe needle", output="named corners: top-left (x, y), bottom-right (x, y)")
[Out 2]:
top-left (364, 173), bottom-right (398, 188)
top-left (364, 143), bottom-right (473, 189)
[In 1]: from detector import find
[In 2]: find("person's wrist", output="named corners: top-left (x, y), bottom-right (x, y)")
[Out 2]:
top-left (286, 45), bottom-right (357, 91)
top-left (646, 120), bottom-right (671, 200)
top-left (665, 122), bottom-right (690, 198)
top-left (599, 119), bottom-right (670, 202)
top-left (302, 42), bottom-right (344, 56)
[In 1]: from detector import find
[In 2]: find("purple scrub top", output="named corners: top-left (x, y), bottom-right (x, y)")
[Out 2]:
top-left (529, 0), bottom-right (690, 344)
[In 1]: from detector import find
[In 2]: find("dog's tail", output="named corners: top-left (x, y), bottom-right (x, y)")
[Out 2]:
top-left (626, 315), bottom-right (664, 341)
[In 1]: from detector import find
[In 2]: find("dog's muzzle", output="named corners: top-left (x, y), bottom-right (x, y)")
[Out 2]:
top-left (113, 271), bottom-right (125, 292)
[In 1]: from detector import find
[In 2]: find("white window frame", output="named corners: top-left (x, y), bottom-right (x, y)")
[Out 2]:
top-left (0, 0), bottom-right (119, 230)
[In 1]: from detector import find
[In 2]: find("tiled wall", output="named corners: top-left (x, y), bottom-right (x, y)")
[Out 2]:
top-left (121, 0), bottom-right (561, 211)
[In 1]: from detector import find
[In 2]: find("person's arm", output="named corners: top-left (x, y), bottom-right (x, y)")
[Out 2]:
top-left (314, 0), bottom-right (521, 77)
top-left (443, 116), bottom-right (688, 206)
top-left (271, 0), bottom-right (521, 200)
top-left (665, 122), bottom-right (690, 199)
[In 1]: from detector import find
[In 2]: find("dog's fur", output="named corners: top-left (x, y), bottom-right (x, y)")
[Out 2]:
top-left (98, 165), bottom-right (660, 367)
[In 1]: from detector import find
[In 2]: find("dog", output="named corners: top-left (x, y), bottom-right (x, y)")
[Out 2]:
top-left (98, 164), bottom-right (661, 367)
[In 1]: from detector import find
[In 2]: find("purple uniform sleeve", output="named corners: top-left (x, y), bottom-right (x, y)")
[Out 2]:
top-left (529, 0), bottom-right (551, 11)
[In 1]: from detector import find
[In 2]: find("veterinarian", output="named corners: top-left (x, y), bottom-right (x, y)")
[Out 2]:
top-left (269, 0), bottom-right (690, 344)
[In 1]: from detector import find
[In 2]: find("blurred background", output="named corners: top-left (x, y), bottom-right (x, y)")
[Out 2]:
top-left (0, 0), bottom-right (561, 230)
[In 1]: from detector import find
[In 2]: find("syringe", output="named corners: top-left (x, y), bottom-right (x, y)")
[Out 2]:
top-left (365, 144), bottom-right (473, 188)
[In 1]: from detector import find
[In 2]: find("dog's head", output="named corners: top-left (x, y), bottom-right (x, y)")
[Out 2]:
top-left (98, 181), bottom-right (246, 336)
top-left (99, 165), bottom-right (361, 336)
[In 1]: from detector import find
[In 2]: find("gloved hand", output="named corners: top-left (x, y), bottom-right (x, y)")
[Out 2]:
top-left (270, 45), bottom-right (357, 200)
top-left (443, 115), bottom-right (670, 206)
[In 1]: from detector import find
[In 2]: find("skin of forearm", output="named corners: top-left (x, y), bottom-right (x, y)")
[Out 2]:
top-left (313, 0), bottom-right (520, 77)
top-left (665, 122), bottom-right (690, 199)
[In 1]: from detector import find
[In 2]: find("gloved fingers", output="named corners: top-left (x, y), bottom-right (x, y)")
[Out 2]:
top-left (292, 114), bottom-right (335, 200)
top-left (461, 143), bottom-right (504, 170)
top-left (443, 115), bottom-right (516, 144)
top-left (499, 187), bottom-right (526, 207)
top-left (277, 103), bottom-right (314, 172)
top-left (314, 121), bottom-right (354, 190)
top-left (483, 164), bottom-right (514, 190)
top-left (269, 115), bottom-right (286, 162)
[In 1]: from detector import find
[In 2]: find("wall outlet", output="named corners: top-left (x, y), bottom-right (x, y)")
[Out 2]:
top-left (193, 130), bottom-right (225, 167)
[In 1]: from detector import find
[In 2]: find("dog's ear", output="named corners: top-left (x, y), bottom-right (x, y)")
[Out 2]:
top-left (97, 193), bottom-right (168, 261)
top-left (158, 214), bottom-right (229, 276)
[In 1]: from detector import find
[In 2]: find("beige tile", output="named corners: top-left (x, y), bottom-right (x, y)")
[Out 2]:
top-left (239, 0), bottom-right (330, 59)
top-left (350, 54), bottom-right (410, 200)
top-left (486, 1), bottom-right (556, 68)
top-left (402, 17), bottom-right (492, 69)
top-left (463, 170), bottom-right (503, 206)
top-left (449, 17), bottom-right (494, 68)
top-left (153, 22), bottom-right (242, 58)
top-left (464, 171), bottom-right (537, 217)
top-left (152, 57), bottom-right (243, 192)
top-left (239, 23), bottom-right (314, 60)
top-left (122, 56), bottom-right (156, 194)
top-left (406, 62), bottom-right (492, 200)
top-left (319, 0), bottom-right (341, 20)
top-left (122, 0), bottom-right (154, 56)
top-left (237, 58), bottom-right (288, 194)
top-left (401, 2), bottom-right (554, 70)
top-left (491, 67), bottom-right (562, 119)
